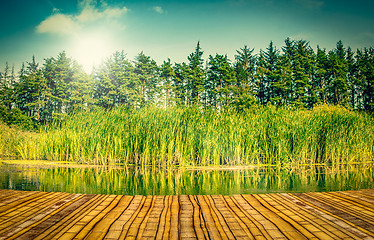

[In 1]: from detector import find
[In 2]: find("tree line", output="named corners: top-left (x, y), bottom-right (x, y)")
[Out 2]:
top-left (0, 38), bottom-right (373, 128)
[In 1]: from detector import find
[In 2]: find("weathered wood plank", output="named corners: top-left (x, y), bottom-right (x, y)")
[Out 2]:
top-left (0, 189), bottom-right (373, 239)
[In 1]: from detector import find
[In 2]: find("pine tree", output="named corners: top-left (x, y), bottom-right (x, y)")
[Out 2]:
top-left (327, 41), bottom-right (348, 105)
top-left (233, 46), bottom-right (258, 109)
top-left (264, 41), bottom-right (283, 106)
top-left (187, 42), bottom-right (205, 105)
top-left (206, 54), bottom-right (236, 109)
top-left (68, 61), bottom-right (93, 111)
top-left (94, 51), bottom-right (138, 108)
top-left (14, 56), bottom-right (48, 122)
top-left (315, 46), bottom-right (329, 104)
top-left (173, 62), bottom-right (189, 105)
top-left (346, 47), bottom-right (358, 108)
top-left (357, 47), bottom-right (374, 111)
top-left (255, 50), bottom-right (268, 105)
top-left (134, 51), bottom-right (159, 107)
top-left (160, 58), bottom-right (176, 108)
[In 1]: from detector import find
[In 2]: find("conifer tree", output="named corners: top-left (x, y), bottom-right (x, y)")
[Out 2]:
top-left (357, 47), bottom-right (374, 111)
top-left (233, 46), bottom-right (258, 109)
top-left (173, 62), bottom-right (189, 105)
top-left (315, 46), bottom-right (329, 104)
top-left (206, 54), bottom-right (236, 109)
top-left (346, 47), bottom-right (358, 108)
top-left (15, 56), bottom-right (48, 122)
top-left (134, 51), bottom-right (159, 106)
top-left (187, 42), bottom-right (205, 105)
top-left (327, 41), bottom-right (348, 105)
top-left (160, 59), bottom-right (176, 108)
top-left (94, 51), bottom-right (138, 108)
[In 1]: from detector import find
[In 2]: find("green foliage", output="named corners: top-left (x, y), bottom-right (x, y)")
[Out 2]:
top-left (93, 51), bottom-right (137, 108)
top-left (3, 105), bottom-right (373, 166)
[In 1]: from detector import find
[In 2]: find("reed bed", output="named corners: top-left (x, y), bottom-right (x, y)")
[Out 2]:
top-left (2, 104), bottom-right (374, 166)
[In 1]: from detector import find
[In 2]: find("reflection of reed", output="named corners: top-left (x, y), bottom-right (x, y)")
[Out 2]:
top-left (0, 163), bottom-right (373, 195)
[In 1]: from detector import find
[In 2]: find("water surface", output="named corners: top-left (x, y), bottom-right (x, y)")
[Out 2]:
top-left (0, 162), bottom-right (373, 195)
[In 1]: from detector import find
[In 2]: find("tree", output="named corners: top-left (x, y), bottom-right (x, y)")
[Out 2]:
top-left (187, 41), bottom-right (205, 105)
top-left (233, 46), bottom-right (258, 109)
top-left (264, 41), bottom-right (283, 106)
top-left (94, 51), bottom-right (138, 108)
top-left (234, 45), bottom-right (256, 89)
top-left (159, 58), bottom-right (176, 108)
top-left (346, 47), bottom-right (358, 108)
top-left (327, 41), bottom-right (348, 105)
top-left (315, 46), bottom-right (329, 104)
top-left (14, 56), bottom-right (49, 122)
top-left (134, 51), bottom-right (159, 106)
top-left (255, 50), bottom-right (268, 105)
top-left (173, 62), bottom-right (189, 105)
top-left (356, 47), bottom-right (374, 111)
top-left (0, 62), bottom-right (15, 110)
top-left (206, 54), bottom-right (236, 109)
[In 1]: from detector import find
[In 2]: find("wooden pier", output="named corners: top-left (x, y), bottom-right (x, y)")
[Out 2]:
top-left (0, 189), bottom-right (373, 239)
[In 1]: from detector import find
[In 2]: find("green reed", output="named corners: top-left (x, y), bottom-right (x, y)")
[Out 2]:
top-left (2, 104), bottom-right (374, 166)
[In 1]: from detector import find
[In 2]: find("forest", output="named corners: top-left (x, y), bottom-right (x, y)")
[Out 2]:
top-left (0, 38), bottom-right (373, 129)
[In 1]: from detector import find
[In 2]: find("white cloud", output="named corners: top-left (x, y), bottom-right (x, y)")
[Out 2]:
top-left (294, 0), bottom-right (324, 9)
top-left (36, 0), bottom-right (128, 35)
top-left (153, 6), bottom-right (164, 14)
top-left (36, 14), bottom-right (80, 35)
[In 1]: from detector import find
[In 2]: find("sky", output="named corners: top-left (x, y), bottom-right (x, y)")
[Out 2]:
top-left (0, 0), bottom-right (374, 73)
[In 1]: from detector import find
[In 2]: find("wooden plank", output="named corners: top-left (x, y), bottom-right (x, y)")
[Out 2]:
top-left (116, 195), bottom-right (146, 240)
top-left (59, 195), bottom-right (120, 240)
top-left (179, 195), bottom-right (196, 239)
top-left (169, 195), bottom-right (179, 240)
top-left (0, 189), bottom-right (373, 239)
top-left (3, 193), bottom-right (84, 240)
top-left (266, 193), bottom-right (349, 239)
top-left (83, 195), bottom-right (133, 240)
top-left (135, 195), bottom-right (157, 239)
top-left (188, 195), bottom-right (207, 239)
top-left (105, 195), bottom-right (144, 240)
top-left (32, 194), bottom-right (105, 240)
top-left (292, 193), bottom-right (374, 239)
top-left (0, 192), bottom-right (73, 236)
top-left (155, 195), bottom-right (169, 240)
top-left (275, 193), bottom-right (360, 239)
top-left (196, 195), bottom-right (223, 239)
top-left (76, 195), bottom-right (122, 238)
top-left (206, 195), bottom-right (235, 239)
top-left (303, 192), bottom-right (374, 231)
top-left (243, 194), bottom-right (309, 239)
top-left (42, 194), bottom-right (109, 240)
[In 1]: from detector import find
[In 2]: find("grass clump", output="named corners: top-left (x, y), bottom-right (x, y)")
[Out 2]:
top-left (2, 104), bottom-right (374, 166)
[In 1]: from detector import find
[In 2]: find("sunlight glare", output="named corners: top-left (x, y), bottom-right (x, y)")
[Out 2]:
top-left (70, 32), bottom-right (115, 73)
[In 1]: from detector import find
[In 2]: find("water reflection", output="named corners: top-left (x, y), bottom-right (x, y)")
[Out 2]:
top-left (0, 163), bottom-right (373, 195)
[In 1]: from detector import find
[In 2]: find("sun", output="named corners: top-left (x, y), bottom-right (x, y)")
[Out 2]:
top-left (70, 31), bottom-right (116, 73)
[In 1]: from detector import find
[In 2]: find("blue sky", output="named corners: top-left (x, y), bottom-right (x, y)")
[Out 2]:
top-left (1, 0), bottom-right (374, 72)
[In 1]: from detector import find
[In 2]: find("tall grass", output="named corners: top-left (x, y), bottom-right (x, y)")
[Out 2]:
top-left (2, 104), bottom-right (374, 166)
top-left (0, 122), bottom-right (39, 159)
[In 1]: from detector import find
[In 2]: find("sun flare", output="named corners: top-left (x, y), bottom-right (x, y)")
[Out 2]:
top-left (70, 31), bottom-right (116, 73)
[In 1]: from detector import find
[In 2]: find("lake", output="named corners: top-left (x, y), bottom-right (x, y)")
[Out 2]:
top-left (0, 162), bottom-right (373, 195)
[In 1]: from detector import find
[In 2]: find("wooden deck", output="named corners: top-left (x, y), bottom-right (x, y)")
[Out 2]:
top-left (0, 189), bottom-right (373, 239)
